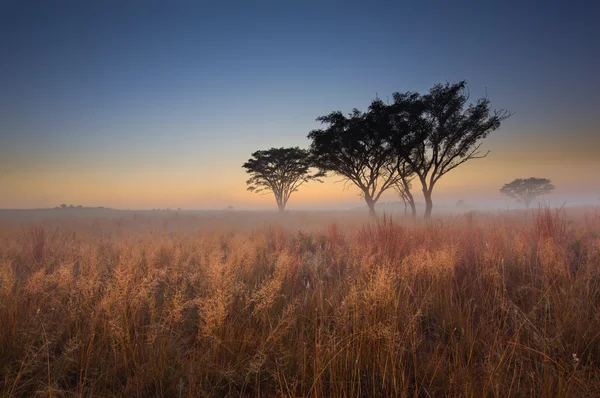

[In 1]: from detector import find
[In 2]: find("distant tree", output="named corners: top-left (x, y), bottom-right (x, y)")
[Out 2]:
top-left (60, 204), bottom-right (67, 209)
top-left (385, 82), bottom-right (511, 218)
top-left (243, 147), bottom-right (324, 212)
top-left (500, 177), bottom-right (555, 208)
top-left (77, 205), bottom-right (83, 208)
top-left (308, 108), bottom-right (401, 217)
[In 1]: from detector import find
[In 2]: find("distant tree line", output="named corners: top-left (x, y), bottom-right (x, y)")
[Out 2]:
top-left (55, 204), bottom-right (109, 210)
top-left (244, 81), bottom-right (518, 218)
top-left (56, 204), bottom-right (84, 209)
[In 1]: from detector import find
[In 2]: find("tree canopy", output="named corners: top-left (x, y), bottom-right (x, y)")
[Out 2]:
top-left (245, 81), bottom-right (510, 218)
top-left (385, 81), bottom-right (512, 218)
top-left (500, 177), bottom-right (555, 208)
top-left (308, 108), bottom-right (400, 216)
top-left (242, 147), bottom-right (323, 212)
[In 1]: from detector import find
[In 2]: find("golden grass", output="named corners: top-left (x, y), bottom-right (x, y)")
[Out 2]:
top-left (1, 208), bottom-right (600, 397)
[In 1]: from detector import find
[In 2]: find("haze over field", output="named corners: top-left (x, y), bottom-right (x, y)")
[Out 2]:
top-left (1, 0), bottom-right (599, 210)
top-left (4, 3), bottom-right (600, 395)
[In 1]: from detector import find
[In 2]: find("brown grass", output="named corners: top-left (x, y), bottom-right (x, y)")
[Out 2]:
top-left (1, 208), bottom-right (600, 397)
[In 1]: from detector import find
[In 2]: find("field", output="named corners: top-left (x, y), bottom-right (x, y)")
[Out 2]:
top-left (2, 207), bottom-right (600, 397)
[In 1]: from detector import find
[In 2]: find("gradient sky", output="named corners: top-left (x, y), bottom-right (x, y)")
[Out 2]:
top-left (1, 0), bottom-right (599, 210)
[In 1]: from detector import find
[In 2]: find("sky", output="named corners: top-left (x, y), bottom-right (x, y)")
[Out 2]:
top-left (1, 0), bottom-right (599, 210)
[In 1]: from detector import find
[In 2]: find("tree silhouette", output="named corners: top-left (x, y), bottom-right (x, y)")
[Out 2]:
top-left (385, 82), bottom-right (511, 218)
top-left (308, 108), bottom-right (400, 217)
top-left (243, 147), bottom-right (323, 212)
top-left (500, 177), bottom-right (555, 208)
top-left (367, 97), bottom-right (418, 218)
top-left (393, 160), bottom-right (416, 217)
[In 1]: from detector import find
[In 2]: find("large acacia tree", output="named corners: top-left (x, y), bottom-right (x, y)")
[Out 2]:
top-left (308, 108), bottom-right (401, 217)
top-left (243, 147), bottom-right (323, 212)
top-left (500, 177), bottom-right (555, 208)
top-left (386, 82), bottom-right (511, 218)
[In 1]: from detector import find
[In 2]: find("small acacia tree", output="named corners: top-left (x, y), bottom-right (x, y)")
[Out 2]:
top-left (308, 108), bottom-right (400, 217)
top-left (500, 177), bottom-right (555, 208)
top-left (243, 147), bottom-right (323, 212)
top-left (386, 82), bottom-right (511, 218)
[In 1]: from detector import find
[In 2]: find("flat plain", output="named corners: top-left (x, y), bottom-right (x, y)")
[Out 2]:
top-left (1, 207), bottom-right (600, 397)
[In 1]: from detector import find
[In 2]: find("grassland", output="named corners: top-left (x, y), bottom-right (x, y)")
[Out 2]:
top-left (1, 207), bottom-right (600, 397)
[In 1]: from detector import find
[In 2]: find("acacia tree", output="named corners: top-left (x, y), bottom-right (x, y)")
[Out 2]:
top-left (242, 147), bottom-right (323, 212)
top-left (308, 108), bottom-right (400, 217)
top-left (386, 82), bottom-right (511, 218)
top-left (500, 177), bottom-right (555, 208)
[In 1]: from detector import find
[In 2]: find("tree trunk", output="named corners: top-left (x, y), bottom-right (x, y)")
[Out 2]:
top-left (403, 201), bottom-right (407, 214)
top-left (369, 205), bottom-right (376, 217)
top-left (524, 198), bottom-right (531, 209)
top-left (364, 196), bottom-right (376, 217)
top-left (417, 175), bottom-right (434, 219)
top-left (400, 176), bottom-right (417, 218)
top-left (409, 200), bottom-right (417, 218)
top-left (405, 191), bottom-right (416, 218)
top-left (275, 193), bottom-right (285, 213)
top-left (424, 191), bottom-right (433, 219)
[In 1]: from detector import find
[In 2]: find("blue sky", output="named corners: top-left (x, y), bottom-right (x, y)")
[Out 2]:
top-left (1, 0), bottom-right (599, 209)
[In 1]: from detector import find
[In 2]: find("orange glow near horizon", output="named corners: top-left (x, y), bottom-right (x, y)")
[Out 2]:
top-left (2, 141), bottom-right (599, 210)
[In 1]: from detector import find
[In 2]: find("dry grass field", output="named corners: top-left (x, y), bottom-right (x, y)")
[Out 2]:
top-left (2, 207), bottom-right (600, 397)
